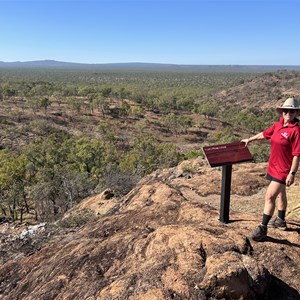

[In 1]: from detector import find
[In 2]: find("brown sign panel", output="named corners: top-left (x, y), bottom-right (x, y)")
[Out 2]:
top-left (203, 142), bottom-right (253, 168)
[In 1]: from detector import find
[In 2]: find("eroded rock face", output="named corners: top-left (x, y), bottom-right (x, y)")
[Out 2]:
top-left (0, 160), bottom-right (299, 299)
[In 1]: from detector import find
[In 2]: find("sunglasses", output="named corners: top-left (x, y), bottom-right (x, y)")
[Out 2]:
top-left (282, 109), bottom-right (297, 114)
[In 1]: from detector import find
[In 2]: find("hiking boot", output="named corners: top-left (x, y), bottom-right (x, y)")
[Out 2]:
top-left (250, 224), bottom-right (267, 242)
top-left (268, 217), bottom-right (287, 231)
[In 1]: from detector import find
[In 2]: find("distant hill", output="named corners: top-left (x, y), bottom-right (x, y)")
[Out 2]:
top-left (0, 59), bottom-right (300, 72)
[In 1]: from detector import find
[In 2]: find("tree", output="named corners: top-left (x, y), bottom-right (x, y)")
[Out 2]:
top-left (118, 87), bottom-right (130, 100)
top-left (2, 85), bottom-right (16, 99)
top-left (119, 134), bottom-right (182, 177)
top-left (40, 97), bottom-right (50, 114)
top-left (97, 120), bottom-right (117, 144)
top-left (119, 100), bottom-right (131, 119)
top-left (209, 127), bottom-right (236, 144)
top-left (198, 100), bottom-right (219, 119)
top-left (92, 94), bottom-right (108, 117)
top-left (101, 86), bottom-right (112, 98)
top-left (67, 97), bottom-right (82, 115)
top-left (162, 112), bottom-right (178, 134)
top-left (0, 150), bottom-right (28, 221)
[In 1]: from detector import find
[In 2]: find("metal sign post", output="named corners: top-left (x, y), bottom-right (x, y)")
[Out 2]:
top-left (202, 142), bottom-right (253, 223)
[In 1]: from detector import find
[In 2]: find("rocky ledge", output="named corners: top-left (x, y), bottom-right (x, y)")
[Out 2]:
top-left (0, 158), bottom-right (299, 299)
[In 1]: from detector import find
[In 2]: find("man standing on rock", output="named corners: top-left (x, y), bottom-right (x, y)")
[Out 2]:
top-left (242, 97), bottom-right (300, 241)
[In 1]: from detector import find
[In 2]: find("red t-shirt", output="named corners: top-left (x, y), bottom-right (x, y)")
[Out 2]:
top-left (263, 117), bottom-right (300, 181)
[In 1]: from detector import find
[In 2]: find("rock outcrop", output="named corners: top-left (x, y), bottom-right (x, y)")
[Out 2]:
top-left (0, 158), bottom-right (299, 299)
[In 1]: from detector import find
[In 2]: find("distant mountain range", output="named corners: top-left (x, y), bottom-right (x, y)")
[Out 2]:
top-left (0, 59), bottom-right (300, 72)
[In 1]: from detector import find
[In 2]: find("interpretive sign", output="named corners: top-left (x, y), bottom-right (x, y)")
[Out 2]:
top-left (202, 142), bottom-right (253, 223)
top-left (203, 142), bottom-right (253, 168)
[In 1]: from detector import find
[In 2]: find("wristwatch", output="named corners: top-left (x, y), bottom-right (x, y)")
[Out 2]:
top-left (290, 171), bottom-right (296, 176)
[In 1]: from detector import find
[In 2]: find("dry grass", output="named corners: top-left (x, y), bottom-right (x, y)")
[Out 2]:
top-left (286, 184), bottom-right (300, 220)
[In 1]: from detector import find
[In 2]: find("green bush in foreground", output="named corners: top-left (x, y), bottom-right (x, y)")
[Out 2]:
top-left (0, 132), bottom-right (182, 222)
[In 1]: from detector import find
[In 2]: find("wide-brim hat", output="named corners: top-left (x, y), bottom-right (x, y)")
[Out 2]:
top-left (276, 97), bottom-right (300, 114)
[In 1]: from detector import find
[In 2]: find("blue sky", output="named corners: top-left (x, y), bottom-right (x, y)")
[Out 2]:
top-left (1, 0), bottom-right (299, 65)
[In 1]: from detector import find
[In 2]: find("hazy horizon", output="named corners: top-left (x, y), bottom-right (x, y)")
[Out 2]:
top-left (1, 59), bottom-right (300, 67)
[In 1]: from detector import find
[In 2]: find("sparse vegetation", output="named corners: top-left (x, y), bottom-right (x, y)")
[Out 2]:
top-left (1, 67), bottom-right (299, 222)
